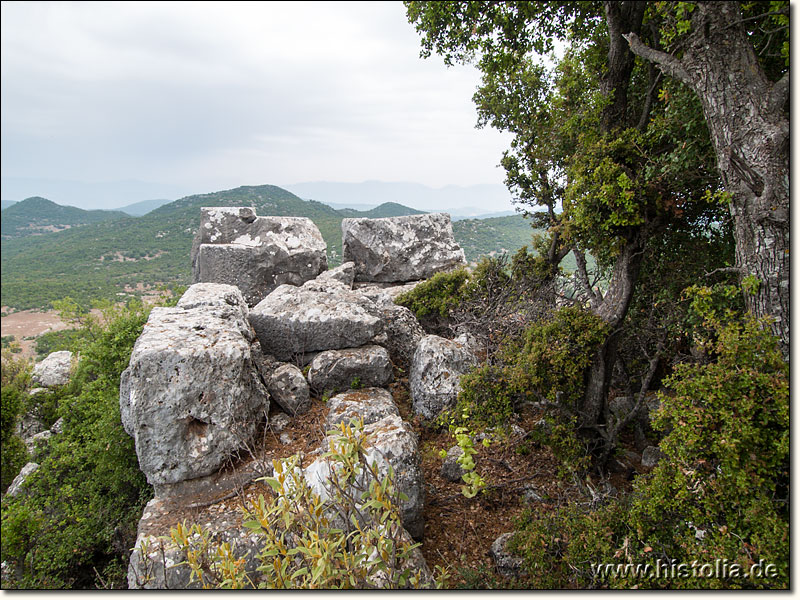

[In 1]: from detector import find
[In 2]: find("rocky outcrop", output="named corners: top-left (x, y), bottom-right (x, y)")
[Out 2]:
top-left (342, 213), bottom-right (466, 283)
top-left (32, 351), bottom-right (73, 388)
top-left (191, 207), bottom-right (327, 306)
top-left (249, 280), bottom-right (383, 362)
top-left (409, 335), bottom-right (478, 420)
top-left (120, 283), bottom-right (269, 486)
top-left (307, 346), bottom-right (393, 396)
top-left (267, 363), bottom-right (311, 416)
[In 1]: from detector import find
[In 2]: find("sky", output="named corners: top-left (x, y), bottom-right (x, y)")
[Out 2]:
top-left (1, 1), bottom-right (518, 209)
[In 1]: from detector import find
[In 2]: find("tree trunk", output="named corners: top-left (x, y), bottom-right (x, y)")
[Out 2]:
top-left (624, 2), bottom-right (789, 357)
top-left (580, 225), bottom-right (651, 429)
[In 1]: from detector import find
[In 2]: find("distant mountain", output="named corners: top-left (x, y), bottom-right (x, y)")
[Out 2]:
top-left (117, 198), bottom-right (173, 216)
top-left (0, 184), bottom-right (542, 311)
top-left (1, 196), bottom-right (129, 240)
top-left (0, 176), bottom-right (194, 210)
top-left (1, 200), bottom-right (17, 211)
top-left (285, 181), bottom-right (516, 213)
top-left (337, 202), bottom-right (426, 219)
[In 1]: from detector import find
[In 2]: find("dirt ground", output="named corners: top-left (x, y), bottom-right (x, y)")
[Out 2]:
top-left (0, 308), bottom-right (75, 359)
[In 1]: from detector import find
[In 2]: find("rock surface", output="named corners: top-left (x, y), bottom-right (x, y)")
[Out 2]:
top-left (6, 462), bottom-right (40, 498)
top-left (191, 207), bottom-right (327, 305)
top-left (120, 284), bottom-right (269, 486)
top-left (307, 346), bottom-right (393, 395)
top-left (32, 351), bottom-right (73, 388)
top-left (641, 445), bottom-right (666, 468)
top-left (306, 412), bottom-right (424, 541)
top-left (249, 280), bottom-right (383, 361)
top-left (490, 532), bottom-right (526, 579)
top-left (410, 335), bottom-right (479, 420)
top-left (440, 445), bottom-right (465, 483)
top-left (267, 363), bottom-right (311, 416)
top-left (342, 213), bottom-right (466, 283)
top-left (325, 388), bottom-right (400, 429)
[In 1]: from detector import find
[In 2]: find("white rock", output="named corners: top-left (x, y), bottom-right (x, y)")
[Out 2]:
top-left (342, 213), bottom-right (466, 283)
top-left (410, 335), bottom-right (479, 420)
top-left (249, 282), bottom-right (383, 361)
top-left (308, 346), bottom-right (393, 395)
top-left (32, 351), bottom-right (73, 388)
top-left (120, 284), bottom-right (269, 486)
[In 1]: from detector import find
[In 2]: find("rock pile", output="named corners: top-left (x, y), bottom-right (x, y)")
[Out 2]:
top-left (122, 208), bottom-right (484, 588)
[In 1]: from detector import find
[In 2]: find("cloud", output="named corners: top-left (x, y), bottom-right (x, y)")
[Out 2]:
top-left (1, 2), bottom-right (514, 202)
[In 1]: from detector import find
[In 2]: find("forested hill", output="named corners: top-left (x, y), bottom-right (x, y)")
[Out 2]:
top-left (0, 196), bottom-right (128, 240)
top-left (1, 184), bottom-right (541, 311)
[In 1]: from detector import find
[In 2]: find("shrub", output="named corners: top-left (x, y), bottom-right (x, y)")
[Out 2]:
top-left (0, 299), bottom-right (153, 589)
top-left (168, 419), bottom-right (446, 589)
top-left (395, 268), bottom-right (470, 334)
top-left (1, 347), bottom-right (32, 492)
top-left (509, 317), bottom-right (788, 589)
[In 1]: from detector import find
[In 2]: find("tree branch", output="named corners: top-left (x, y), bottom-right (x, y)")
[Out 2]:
top-left (622, 32), bottom-right (692, 86)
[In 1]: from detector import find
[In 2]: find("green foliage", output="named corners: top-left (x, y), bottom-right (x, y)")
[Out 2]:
top-left (1, 386), bottom-right (29, 492)
top-left (1, 299), bottom-right (154, 589)
top-left (509, 317), bottom-right (788, 589)
top-left (0, 196), bottom-right (128, 240)
top-left (395, 267), bottom-right (470, 330)
top-left (0, 185), bottom-right (533, 312)
top-left (2, 335), bottom-right (21, 351)
top-left (167, 419), bottom-right (446, 589)
top-left (454, 364), bottom-right (518, 429)
top-left (452, 306), bottom-right (606, 472)
top-left (35, 329), bottom-right (87, 359)
top-left (514, 306), bottom-right (610, 432)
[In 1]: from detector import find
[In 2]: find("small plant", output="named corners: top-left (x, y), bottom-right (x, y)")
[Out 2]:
top-left (169, 418), bottom-right (448, 589)
top-left (453, 426), bottom-right (485, 498)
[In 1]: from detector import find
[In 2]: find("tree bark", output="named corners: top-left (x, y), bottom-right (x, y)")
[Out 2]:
top-left (580, 224), bottom-right (652, 429)
top-left (624, 1), bottom-right (789, 357)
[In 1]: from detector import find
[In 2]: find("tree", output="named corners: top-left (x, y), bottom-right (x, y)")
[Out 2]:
top-left (406, 1), bottom-right (730, 453)
top-left (622, 1), bottom-right (789, 357)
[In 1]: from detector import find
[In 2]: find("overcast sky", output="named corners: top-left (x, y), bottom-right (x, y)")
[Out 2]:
top-left (1, 1), bottom-right (517, 206)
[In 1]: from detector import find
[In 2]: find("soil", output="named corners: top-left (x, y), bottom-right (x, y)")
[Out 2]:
top-left (153, 374), bottom-right (638, 589)
top-left (0, 309), bottom-right (78, 359)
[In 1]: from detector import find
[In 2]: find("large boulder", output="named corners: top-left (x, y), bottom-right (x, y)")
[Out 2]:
top-left (342, 213), bottom-right (466, 283)
top-left (409, 335), bottom-right (479, 420)
top-left (308, 346), bottom-right (393, 396)
top-left (127, 496), bottom-right (264, 589)
top-left (191, 207), bottom-right (327, 305)
top-left (249, 280), bottom-right (383, 361)
top-left (120, 284), bottom-right (269, 486)
top-left (32, 351), bottom-right (73, 388)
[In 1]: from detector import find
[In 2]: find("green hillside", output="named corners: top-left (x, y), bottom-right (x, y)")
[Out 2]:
top-left (1, 197), bottom-right (128, 239)
top-left (338, 202), bottom-right (426, 219)
top-left (0, 185), bottom-right (554, 311)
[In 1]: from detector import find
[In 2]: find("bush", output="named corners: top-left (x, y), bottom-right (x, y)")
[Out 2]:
top-left (167, 419), bottom-right (446, 589)
top-left (1, 299), bottom-right (154, 589)
top-left (1, 348), bottom-right (32, 492)
top-left (395, 268), bottom-right (470, 335)
top-left (509, 317), bottom-right (789, 589)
